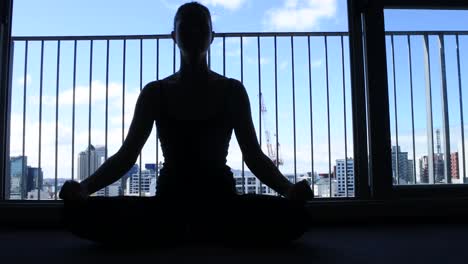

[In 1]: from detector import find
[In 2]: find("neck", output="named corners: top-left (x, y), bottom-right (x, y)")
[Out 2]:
top-left (178, 52), bottom-right (210, 82)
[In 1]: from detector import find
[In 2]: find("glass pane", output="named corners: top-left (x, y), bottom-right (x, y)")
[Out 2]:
top-left (385, 9), bottom-right (468, 185)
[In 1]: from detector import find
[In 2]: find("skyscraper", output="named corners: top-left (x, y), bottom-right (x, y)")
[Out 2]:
top-left (335, 158), bottom-right (355, 197)
top-left (126, 169), bottom-right (155, 196)
top-left (77, 144), bottom-right (106, 182)
top-left (419, 155), bottom-right (430, 184)
top-left (26, 166), bottom-right (43, 193)
top-left (419, 154), bottom-right (445, 184)
top-left (391, 146), bottom-right (410, 184)
top-left (9, 156), bottom-right (27, 199)
top-left (407, 159), bottom-right (415, 183)
top-left (451, 152), bottom-right (459, 181)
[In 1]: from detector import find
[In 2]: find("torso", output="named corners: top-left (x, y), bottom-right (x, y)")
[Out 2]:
top-left (154, 71), bottom-right (231, 121)
top-left (152, 71), bottom-right (237, 198)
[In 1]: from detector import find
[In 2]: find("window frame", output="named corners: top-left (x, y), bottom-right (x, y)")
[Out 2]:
top-left (0, 0), bottom-right (13, 202)
top-left (350, 0), bottom-right (468, 199)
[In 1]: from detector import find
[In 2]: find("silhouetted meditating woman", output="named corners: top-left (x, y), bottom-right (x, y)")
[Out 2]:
top-left (59, 2), bottom-right (314, 247)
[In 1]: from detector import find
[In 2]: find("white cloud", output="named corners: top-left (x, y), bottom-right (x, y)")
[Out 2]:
top-left (263, 0), bottom-right (337, 31)
top-left (16, 74), bottom-right (32, 86)
top-left (33, 80), bottom-right (123, 107)
top-left (200, 0), bottom-right (247, 10)
top-left (311, 59), bottom-right (322, 68)
top-left (109, 89), bottom-right (140, 127)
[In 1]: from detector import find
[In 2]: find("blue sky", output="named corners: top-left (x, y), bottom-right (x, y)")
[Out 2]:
top-left (9, 0), bottom-right (468, 182)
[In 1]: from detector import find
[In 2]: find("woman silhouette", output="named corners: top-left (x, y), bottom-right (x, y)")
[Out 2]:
top-left (60, 2), bottom-right (314, 247)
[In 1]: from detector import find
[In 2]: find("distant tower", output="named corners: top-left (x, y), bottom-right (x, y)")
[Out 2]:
top-left (434, 129), bottom-right (444, 183)
top-left (77, 144), bottom-right (106, 182)
top-left (436, 129), bottom-right (441, 154)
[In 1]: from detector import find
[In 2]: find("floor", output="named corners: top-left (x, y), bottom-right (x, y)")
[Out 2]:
top-left (1, 225), bottom-right (467, 264)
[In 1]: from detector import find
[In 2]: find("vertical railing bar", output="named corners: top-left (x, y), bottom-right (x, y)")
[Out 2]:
top-left (291, 36), bottom-right (297, 185)
top-left (240, 36), bottom-right (245, 194)
top-left (21, 41), bottom-right (28, 200)
top-left (223, 36), bottom-right (226, 76)
top-left (456, 35), bottom-right (466, 184)
top-left (438, 34), bottom-right (451, 184)
top-left (54, 40), bottom-right (60, 199)
top-left (156, 38), bottom-right (160, 182)
top-left (122, 39), bottom-right (126, 145)
top-left (38, 41), bottom-right (44, 200)
top-left (325, 36), bottom-right (331, 197)
top-left (341, 36), bottom-right (348, 197)
top-left (208, 45), bottom-right (211, 69)
top-left (105, 40), bottom-right (109, 161)
top-left (173, 41), bottom-right (176, 74)
top-left (121, 39), bottom-right (126, 197)
top-left (71, 40), bottom-right (76, 183)
top-left (307, 36), bottom-right (314, 197)
top-left (104, 40), bottom-right (109, 196)
top-left (139, 38), bottom-right (143, 196)
top-left (87, 40), bottom-right (93, 187)
top-left (390, 35), bottom-right (400, 185)
top-left (407, 36), bottom-right (417, 184)
top-left (257, 35), bottom-right (263, 194)
top-left (423, 34), bottom-right (435, 184)
top-left (275, 36), bottom-right (280, 196)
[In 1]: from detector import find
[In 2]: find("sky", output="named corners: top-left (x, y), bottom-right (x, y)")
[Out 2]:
top-left (8, 0), bottom-right (468, 182)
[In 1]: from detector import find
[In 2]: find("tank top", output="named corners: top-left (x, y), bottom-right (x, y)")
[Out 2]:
top-left (155, 78), bottom-right (237, 199)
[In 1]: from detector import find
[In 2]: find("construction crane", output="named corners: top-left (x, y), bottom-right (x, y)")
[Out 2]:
top-left (259, 92), bottom-right (283, 167)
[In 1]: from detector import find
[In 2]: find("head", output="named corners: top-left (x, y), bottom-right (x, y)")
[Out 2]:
top-left (171, 2), bottom-right (215, 58)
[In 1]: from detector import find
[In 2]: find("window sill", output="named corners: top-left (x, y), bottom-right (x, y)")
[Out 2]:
top-left (2, 197), bottom-right (468, 229)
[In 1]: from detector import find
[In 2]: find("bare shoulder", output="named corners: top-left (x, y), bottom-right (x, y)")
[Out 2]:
top-left (208, 71), bottom-right (244, 94)
top-left (141, 74), bottom-right (177, 98)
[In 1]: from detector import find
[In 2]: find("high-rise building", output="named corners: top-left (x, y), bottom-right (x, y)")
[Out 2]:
top-left (77, 145), bottom-right (106, 182)
top-left (121, 164), bottom-right (139, 192)
top-left (9, 156), bottom-right (27, 199)
top-left (230, 169), bottom-right (311, 196)
top-left (419, 155), bottom-right (430, 184)
top-left (451, 152), bottom-right (459, 181)
top-left (313, 177), bottom-right (337, 198)
top-left (231, 169), bottom-right (257, 194)
top-left (26, 167), bottom-right (43, 193)
top-left (94, 180), bottom-right (122, 197)
top-left (457, 142), bottom-right (468, 182)
top-left (419, 154), bottom-right (445, 184)
top-left (408, 159), bottom-right (415, 183)
top-left (94, 145), bottom-right (106, 165)
top-left (126, 169), bottom-right (156, 196)
top-left (335, 158), bottom-right (355, 197)
top-left (392, 146), bottom-right (411, 184)
top-left (434, 153), bottom-right (445, 183)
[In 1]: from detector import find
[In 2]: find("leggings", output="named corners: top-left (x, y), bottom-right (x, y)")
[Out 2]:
top-left (62, 194), bottom-right (310, 248)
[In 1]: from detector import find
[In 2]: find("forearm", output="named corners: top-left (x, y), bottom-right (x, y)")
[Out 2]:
top-left (246, 153), bottom-right (293, 197)
top-left (80, 153), bottom-right (133, 195)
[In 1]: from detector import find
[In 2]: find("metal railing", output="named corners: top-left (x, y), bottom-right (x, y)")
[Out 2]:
top-left (7, 31), bottom-right (358, 200)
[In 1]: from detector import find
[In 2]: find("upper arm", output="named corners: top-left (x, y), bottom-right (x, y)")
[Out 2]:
top-left (230, 79), bottom-right (263, 162)
top-left (117, 82), bottom-right (158, 162)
